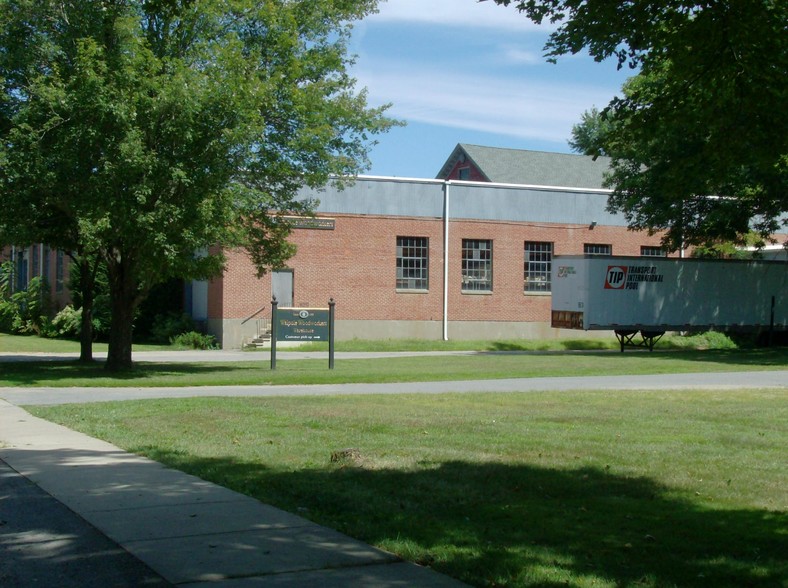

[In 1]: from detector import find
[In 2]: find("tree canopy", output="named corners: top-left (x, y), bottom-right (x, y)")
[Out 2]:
top-left (0, 0), bottom-right (396, 369)
top-left (490, 0), bottom-right (788, 250)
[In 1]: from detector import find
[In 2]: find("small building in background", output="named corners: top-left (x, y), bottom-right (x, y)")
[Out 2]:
top-left (0, 244), bottom-right (71, 311)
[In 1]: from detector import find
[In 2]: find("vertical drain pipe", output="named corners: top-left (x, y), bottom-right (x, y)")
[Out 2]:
top-left (443, 181), bottom-right (450, 341)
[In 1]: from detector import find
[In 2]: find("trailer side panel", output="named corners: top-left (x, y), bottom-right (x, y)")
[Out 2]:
top-left (551, 256), bottom-right (787, 332)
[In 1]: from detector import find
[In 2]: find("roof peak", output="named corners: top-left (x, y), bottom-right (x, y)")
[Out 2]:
top-left (438, 143), bottom-right (611, 189)
top-left (459, 143), bottom-right (604, 159)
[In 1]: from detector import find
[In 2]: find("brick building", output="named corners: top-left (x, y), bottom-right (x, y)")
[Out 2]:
top-left (197, 145), bottom-right (680, 348)
top-left (6, 144), bottom-right (784, 348)
top-left (1, 244), bottom-right (72, 311)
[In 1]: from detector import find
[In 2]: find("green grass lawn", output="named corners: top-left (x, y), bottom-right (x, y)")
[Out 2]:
top-left (29, 389), bottom-right (787, 587)
top-left (1, 347), bottom-right (786, 388)
top-left (0, 330), bottom-right (748, 356)
top-left (0, 332), bottom-right (171, 354)
top-left (263, 330), bottom-right (742, 353)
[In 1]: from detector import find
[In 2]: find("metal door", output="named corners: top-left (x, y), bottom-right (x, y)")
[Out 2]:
top-left (272, 270), bottom-right (294, 307)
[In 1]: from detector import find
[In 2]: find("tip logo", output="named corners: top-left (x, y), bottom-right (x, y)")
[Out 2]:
top-left (605, 265), bottom-right (628, 289)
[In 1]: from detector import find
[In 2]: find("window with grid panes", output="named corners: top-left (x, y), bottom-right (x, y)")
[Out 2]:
top-left (42, 246), bottom-right (50, 282)
top-left (524, 241), bottom-right (553, 292)
top-left (584, 243), bottom-right (612, 256)
top-left (31, 246), bottom-right (40, 278)
top-left (640, 246), bottom-right (666, 257)
top-left (462, 239), bottom-right (492, 292)
top-left (396, 237), bottom-right (428, 290)
top-left (15, 248), bottom-right (28, 292)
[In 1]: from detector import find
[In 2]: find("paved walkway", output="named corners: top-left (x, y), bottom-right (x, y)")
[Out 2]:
top-left (1, 350), bottom-right (785, 587)
top-left (2, 369), bottom-right (787, 406)
top-left (0, 399), bottom-right (466, 587)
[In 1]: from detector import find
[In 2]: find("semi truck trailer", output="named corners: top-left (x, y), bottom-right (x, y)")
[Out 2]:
top-left (550, 255), bottom-right (787, 351)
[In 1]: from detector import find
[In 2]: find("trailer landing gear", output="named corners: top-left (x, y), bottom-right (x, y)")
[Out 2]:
top-left (614, 330), bottom-right (665, 352)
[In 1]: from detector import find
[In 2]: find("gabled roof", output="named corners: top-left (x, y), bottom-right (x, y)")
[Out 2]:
top-left (437, 143), bottom-right (612, 190)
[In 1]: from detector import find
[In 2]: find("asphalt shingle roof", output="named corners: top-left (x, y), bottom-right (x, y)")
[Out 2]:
top-left (437, 144), bottom-right (612, 190)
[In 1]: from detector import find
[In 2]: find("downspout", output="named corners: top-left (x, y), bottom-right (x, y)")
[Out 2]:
top-left (443, 181), bottom-right (450, 340)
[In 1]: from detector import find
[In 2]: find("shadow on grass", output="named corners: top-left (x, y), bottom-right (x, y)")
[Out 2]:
top-left (488, 340), bottom-right (612, 351)
top-left (140, 449), bottom-right (786, 587)
top-left (486, 345), bottom-right (788, 366)
top-left (1, 347), bottom-right (785, 388)
top-left (0, 360), bottom-right (247, 386)
top-left (625, 347), bottom-right (788, 367)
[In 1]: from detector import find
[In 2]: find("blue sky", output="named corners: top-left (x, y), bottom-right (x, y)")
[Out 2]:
top-left (348, 0), bottom-right (634, 179)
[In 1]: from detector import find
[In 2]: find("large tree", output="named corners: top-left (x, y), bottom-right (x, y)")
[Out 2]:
top-left (1, 0), bottom-right (396, 370)
top-left (0, 139), bottom-right (103, 363)
top-left (489, 0), bottom-right (788, 250)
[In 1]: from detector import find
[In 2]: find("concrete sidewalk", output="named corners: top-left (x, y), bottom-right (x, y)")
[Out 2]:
top-left (0, 400), bottom-right (466, 587)
top-left (2, 369), bottom-right (787, 407)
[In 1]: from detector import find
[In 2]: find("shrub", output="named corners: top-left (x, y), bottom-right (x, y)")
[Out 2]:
top-left (0, 262), bottom-right (11, 332)
top-left (44, 302), bottom-right (111, 340)
top-left (0, 301), bottom-right (14, 332)
top-left (149, 312), bottom-right (196, 344)
top-left (0, 267), bottom-right (51, 336)
top-left (89, 293), bottom-right (112, 339)
top-left (666, 331), bottom-right (738, 350)
top-left (50, 305), bottom-right (83, 338)
top-left (171, 331), bottom-right (219, 350)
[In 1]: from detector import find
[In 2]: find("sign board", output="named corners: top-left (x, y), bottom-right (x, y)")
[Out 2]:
top-left (285, 217), bottom-right (336, 230)
top-left (276, 307), bottom-right (330, 341)
top-left (270, 298), bottom-right (335, 370)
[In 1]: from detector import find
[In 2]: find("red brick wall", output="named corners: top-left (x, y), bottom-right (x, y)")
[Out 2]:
top-left (445, 218), bottom-right (668, 322)
top-left (214, 216), bottom-right (446, 321)
top-left (209, 248), bottom-right (276, 322)
top-left (0, 245), bottom-right (71, 311)
top-left (213, 214), bottom-right (670, 323)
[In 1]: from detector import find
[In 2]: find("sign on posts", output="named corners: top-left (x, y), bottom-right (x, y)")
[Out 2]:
top-left (277, 307), bottom-right (330, 341)
top-left (270, 298), bottom-right (335, 370)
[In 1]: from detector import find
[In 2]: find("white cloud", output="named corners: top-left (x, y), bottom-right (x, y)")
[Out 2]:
top-left (370, 0), bottom-right (544, 32)
top-left (347, 0), bottom-right (628, 173)
top-left (355, 62), bottom-right (619, 143)
top-left (501, 46), bottom-right (543, 65)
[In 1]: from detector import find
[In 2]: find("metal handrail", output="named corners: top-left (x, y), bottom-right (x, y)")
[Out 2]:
top-left (240, 305), bottom-right (268, 325)
top-left (256, 317), bottom-right (272, 338)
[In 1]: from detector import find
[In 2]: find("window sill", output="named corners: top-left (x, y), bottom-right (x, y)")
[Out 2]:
top-left (524, 291), bottom-right (552, 296)
top-left (461, 290), bottom-right (493, 295)
top-left (396, 288), bottom-right (429, 294)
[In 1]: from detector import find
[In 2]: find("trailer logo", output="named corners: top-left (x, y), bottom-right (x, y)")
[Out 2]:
top-left (605, 266), bottom-right (628, 289)
top-left (605, 264), bottom-right (665, 290)
top-left (557, 266), bottom-right (576, 278)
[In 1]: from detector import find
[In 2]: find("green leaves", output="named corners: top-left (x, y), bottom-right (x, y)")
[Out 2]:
top-left (503, 0), bottom-right (788, 250)
top-left (1, 0), bottom-right (397, 368)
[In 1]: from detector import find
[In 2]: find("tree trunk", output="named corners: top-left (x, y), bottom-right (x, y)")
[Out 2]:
top-left (105, 253), bottom-right (137, 372)
top-left (79, 294), bottom-right (94, 363)
top-left (78, 258), bottom-right (95, 363)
